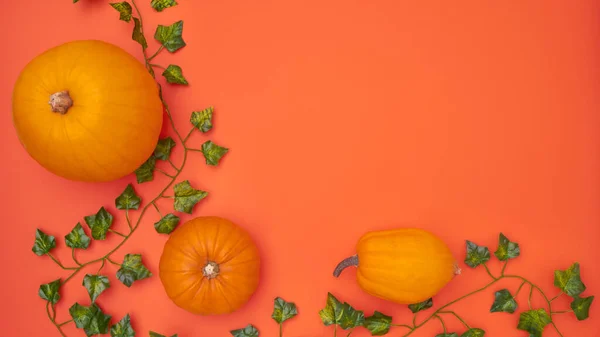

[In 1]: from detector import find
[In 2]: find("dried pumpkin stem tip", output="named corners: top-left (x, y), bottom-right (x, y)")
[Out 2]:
top-left (333, 254), bottom-right (359, 278)
top-left (203, 261), bottom-right (220, 279)
top-left (48, 90), bottom-right (73, 114)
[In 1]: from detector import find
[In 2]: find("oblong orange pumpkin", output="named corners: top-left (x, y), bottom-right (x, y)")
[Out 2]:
top-left (159, 216), bottom-right (261, 315)
top-left (12, 40), bottom-right (163, 182)
top-left (333, 228), bottom-right (458, 304)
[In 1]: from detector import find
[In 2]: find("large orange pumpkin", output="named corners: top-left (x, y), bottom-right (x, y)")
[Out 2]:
top-left (159, 216), bottom-right (261, 315)
top-left (333, 228), bottom-right (458, 304)
top-left (12, 40), bottom-right (163, 182)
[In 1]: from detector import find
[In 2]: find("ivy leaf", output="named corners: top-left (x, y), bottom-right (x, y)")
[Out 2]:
top-left (464, 240), bottom-right (490, 268)
top-left (70, 303), bottom-right (94, 328)
top-left (272, 297), bottom-right (298, 324)
top-left (38, 279), bottom-right (61, 304)
top-left (571, 296), bottom-right (594, 321)
top-left (69, 303), bottom-right (111, 336)
top-left (154, 137), bottom-right (176, 160)
top-left (115, 184), bottom-right (141, 210)
top-left (65, 223), bottom-right (91, 249)
top-left (162, 65), bottom-right (188, 85)
top-left (554, 262), bottom-right (586, 297)
top-left (84, 207), bottom-right (114, 240)
top-left (408, 298), bottom-right (433, 313)
top-left (461, 328), bottom-right (485, 337)
top-left (154, 20), bottom-right (186, 53)
top-left (173, 180), bottom-right (207, 214)
top-left (151, 0), bottom-right (178, 11)
top-left (319, 292), bottom-right (344, 326)
top-left (110, 314), bottom-right (135, 337)
top-left (339, 303), bottom-right (365, 330)
top-left (109, 2), bottom-right (132, 22)
top-left (85, 306), bottom-right (112, 336)
top-left (489, 289), bottom-right (518, 314)
top-left (83, 274), bottom-right (110, 303)
top-left (201, 140), bottom-right (229, 166)
top-left (32, 229), bottom-right (56, 256)
top-left (135, 156), bottom-right (156, 183)
top-left (363, 311), bottom-right (392, 336)
top-left (494, 233), bottom-right (520, 261)
top-left (230, 324), bottom-right (259, 337)
top-left (116, 254), bottom-right (152, 287)
top-left (154, 213), bottom-right (180, 234)
top-left (149, 333), bottom-right (178, 337)
top-left (132, 17), bottom-right (148, 50)
top-left (435, 334), bottom-right (459, 337)
top-left (190, 107), bottom-right (214, 133)
top-left (517, 309), bottom-right (551, 337)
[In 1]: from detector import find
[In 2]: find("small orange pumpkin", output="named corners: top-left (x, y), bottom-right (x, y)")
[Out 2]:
top-left (159, 216), bottom-right (261, 315)
top-left (12, 40), bottom-right (163, 182)
top-left (333, 228), bottom-right (458, 304)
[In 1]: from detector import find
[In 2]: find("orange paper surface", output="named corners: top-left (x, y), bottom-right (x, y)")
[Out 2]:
top-left (1, 1), bottom-right (599, 336)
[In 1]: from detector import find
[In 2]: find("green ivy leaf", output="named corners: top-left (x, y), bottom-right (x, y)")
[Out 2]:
top-left (111, 314), bottom-right (135, 337)
top-left (70, 303), bottom-right (94, 328)
top-left (339, 302), bottom-right (365, 330)
top-left (32, 229), bottom-right (56, 256)
top-left (272, 297), bottom-right (298, 324)
top-left (408, 298), bottom-right (433, 313)
top-left (173, 180), bottom-right (208, 214)
top-left (517, 309), bottom-right (551, 337)
top-left (571, 296), bottom-right (594, 321)
top-left (151, 0), bottom-right (178, 11)
top-left (65, 223), bottom-right (91, 249)
top-left (190, 107), bottom-right (213, 133)
top-left (154, 137), bottom-right (177, 160)
top-left (115, 184), bottom-right (142, 210)
top-left (494, 233), bottom-right (520, 261)
top-left (162, 65), bottom-right (188, 85)
top-left (319, 292), bottom-right (344, 326)
top-left (464, 240), bottom-right (490, 268)
top-left (435, 334), bottom-right (459, 337)
top-left (201, 140), bottom-right (229, 166)
top-left (135, 156), bottom-right (156, 183)
top-left (132, 17), bottom-right (148, 50)
top-left (154, 213), bottom-right (180, 234)
top-left (149, 333), bottom-right (178, 337)
top-left (83, 274), bottom-right (110, 303)
top-left (69, 303), bottom-right (111, 337)
top-left (230, 324), bottom-right (259, 337)
top-left (109, 2), bottom-right (132, 22)
top-left (363, 311), bottom-right (392, 336)
top-left (38, 279), bottom-right (61, 304)
top-left (155, 21), bottom-right (186, 53)
top-left (84, 207), bottom-right (114, 240)
top-left (554, 262), bottom-right (586, 297)
top-left (116, 254), bottom-right (152, 287)
top-left (461, 328), bottom-right (485, 337)
top-left (489, 289), bottom-right (518, 314)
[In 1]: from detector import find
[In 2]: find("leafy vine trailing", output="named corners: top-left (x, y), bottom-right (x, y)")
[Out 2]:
top-left (234, 234), bottom-right (593, 337)
top-left (33, 1), bottom-right (228, 336)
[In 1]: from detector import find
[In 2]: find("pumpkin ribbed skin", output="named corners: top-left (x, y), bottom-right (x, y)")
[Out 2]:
top-left (159, 216), bottom-right (261, 315)
top-left (12, 40), bottom-right (163, 182)
top-left (336, 228), bottom-right (456, 304)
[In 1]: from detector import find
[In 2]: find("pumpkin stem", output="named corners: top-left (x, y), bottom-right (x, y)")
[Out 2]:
top-left (48, 90), bottom-right (73, 114)
top-left (202, 261), bottom-right (220, 279)
top-left (333, 255), bottom-right (359, 277)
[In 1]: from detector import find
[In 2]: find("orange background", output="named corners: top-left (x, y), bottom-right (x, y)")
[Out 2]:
top-left (1, 1), bottom-right (599, 336)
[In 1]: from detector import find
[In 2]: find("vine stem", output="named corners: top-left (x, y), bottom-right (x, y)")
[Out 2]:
top-left (46, 302), bottom-right (67, 337)
top-left (438, 310), bottom-right (470, 329)
top-left (399, 270), bottom-right (564, 337)
top-left (46, 1), bottom-right (193, 336)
